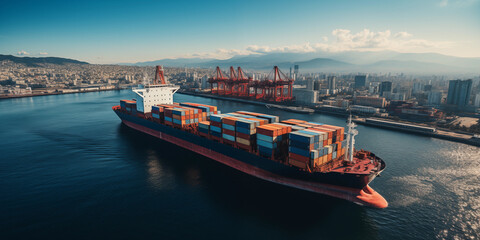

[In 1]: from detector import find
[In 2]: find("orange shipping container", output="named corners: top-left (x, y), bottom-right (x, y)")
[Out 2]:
top-left (222, 117), bottom-right (237, 126)
top-left (256, 125), bottom-right (281, 137)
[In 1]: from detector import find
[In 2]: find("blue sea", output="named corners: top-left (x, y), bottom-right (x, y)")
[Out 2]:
top-left (1, 90), bottom-right (479, 239)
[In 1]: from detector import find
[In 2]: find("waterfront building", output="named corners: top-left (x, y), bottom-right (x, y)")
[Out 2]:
top-left (350, 105), bottom-right (380, 114)
top-left (293, 88), bottom-right (318, 105)
top-left (446, 79), bottom-right (472, 107)
top-left (354, 96), bottom-right (386, 108)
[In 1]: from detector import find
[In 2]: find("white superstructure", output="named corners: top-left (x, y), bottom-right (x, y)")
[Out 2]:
top-left (132, 65), bottom-right (179, 113)
top-left (133, 84), bottom-right (179, 113)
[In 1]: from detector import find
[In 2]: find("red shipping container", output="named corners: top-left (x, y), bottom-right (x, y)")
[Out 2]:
top-left (288, 159), bottom-right (307, 169)
top-left (222, 117), bottom-right (237, 125)
top-left (235, 132), bottom-right (251, 139)
top-left (256, 125), bottom-right (278, 137)
top-left (236, 142), bottom-right (251, 151)
top-left (288, 152), bottom-right (310, 163)
top-left (222, 129), bottom-right (235, 136)
top-left (211, 121), bottom-right (222, 127)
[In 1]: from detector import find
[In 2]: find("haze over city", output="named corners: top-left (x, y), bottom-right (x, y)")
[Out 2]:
top-left (1, 0), bottom-right (479, 64)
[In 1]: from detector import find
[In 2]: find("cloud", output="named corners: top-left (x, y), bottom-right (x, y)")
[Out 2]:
top-left (324, 28), bottom-right (451, 52)
top-left (439, 0), bottom-right (479, 7)
top-left (17, 50), bottom-right (29, 56)
top-left (39, 52), bottom-right (48, 55)
top-left (394, 32), bottom-right (413, 38)
top-left (176, 29), bottom-right (453, 59)
top-left (246, 43), bottom-right (315, 54)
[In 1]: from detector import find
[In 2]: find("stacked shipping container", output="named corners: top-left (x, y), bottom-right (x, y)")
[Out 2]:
top-left (256, 123), bottom-right (292, 160)
top-left (120, 100), bottom-right (137, 114)
top-left (281, 120), bottom-right (347, 169)
top-left (120, 100), bottom-right (347, 171)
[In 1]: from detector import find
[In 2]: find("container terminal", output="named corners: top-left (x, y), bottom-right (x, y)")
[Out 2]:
top-left (113, 66), bottom-right (388, 208)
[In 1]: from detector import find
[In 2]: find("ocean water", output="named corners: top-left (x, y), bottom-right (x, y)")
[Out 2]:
top-left (1, 90), bottom-right (479, 240)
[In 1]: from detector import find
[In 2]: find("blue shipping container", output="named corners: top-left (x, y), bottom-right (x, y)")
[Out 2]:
top-left (210, 126), bottom-right (221, 133)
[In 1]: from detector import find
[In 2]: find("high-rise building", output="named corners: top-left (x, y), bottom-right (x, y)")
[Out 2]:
top-left (446, 79), bottom-right (472, 107)
top-left (427, 91), bottom-right (443, 105)
top-left (413, 82), bottom-right (424, 94)
top-left (313, 80), bottom-right (321, 91)
top-left (424, 84), bottom-right (433, 92)
top-left (354, 75), bottom-right (366, 89)
top-left (474, 93), bottom-right (480, 107)
top-left (379, 81), bottom-right (392, 96)
top-left (306, 78), bottom-right (314, 90)
top-left (201, 75), bottom-right (209, 89)
top-left (327, 76), bottom-right (336, 92)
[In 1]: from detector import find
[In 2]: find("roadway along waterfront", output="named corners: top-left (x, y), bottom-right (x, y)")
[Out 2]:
top-left (1, 90), bottom-right (479, 240)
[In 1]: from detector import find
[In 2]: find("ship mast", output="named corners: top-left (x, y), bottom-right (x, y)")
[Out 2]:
top-left (345, 113), bottom-right (358, 162)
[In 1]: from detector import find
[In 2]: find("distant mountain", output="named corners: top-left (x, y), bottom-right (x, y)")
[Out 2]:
top-left (363, 60), bottom-right (470, 74)
top-left (0, 54), bottom-right (89, 67)
top-left (290, 58), bottom-right (354, 71)
top-left (124, 57), bottom-right (214, 67)
top-left (131, 51), bottom-right (480, 74)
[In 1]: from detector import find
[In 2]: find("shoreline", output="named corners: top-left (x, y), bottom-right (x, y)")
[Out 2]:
top-left (178, 91), bottom-right (480, 147)
top-left (0, 87), bottom-right (127, 100)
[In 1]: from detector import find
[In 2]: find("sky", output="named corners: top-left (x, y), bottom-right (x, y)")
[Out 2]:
top-left (1, 0), bottom-right (479, 64)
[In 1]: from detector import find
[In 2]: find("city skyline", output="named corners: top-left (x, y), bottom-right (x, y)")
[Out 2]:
top-left (1, 0), bottom-right (479, 64)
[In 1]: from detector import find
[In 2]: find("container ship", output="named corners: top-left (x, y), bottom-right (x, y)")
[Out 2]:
top-left (113, 66), bottom-right (388, 208)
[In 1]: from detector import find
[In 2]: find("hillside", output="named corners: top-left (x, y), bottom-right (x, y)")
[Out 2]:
top-left (0, 54), bottom-right (89, 67)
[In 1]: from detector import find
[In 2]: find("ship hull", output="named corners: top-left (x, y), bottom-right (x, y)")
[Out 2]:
top-left (114, 109), bottom-right (387, 208)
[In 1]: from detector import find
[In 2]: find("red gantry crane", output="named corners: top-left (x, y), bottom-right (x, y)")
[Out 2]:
top-left (209, 66), bottom-right (294, 102)
top-left (208, 66), bottom-right (229, 95)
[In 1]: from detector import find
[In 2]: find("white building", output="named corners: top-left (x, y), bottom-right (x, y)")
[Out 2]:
top-left (293, 88), bottom-right (318, 105)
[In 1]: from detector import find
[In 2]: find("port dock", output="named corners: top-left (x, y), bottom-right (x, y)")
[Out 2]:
top-left (354, 118), bottom-right (480, 147)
